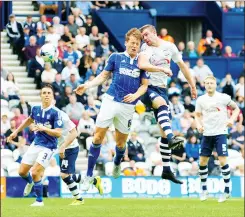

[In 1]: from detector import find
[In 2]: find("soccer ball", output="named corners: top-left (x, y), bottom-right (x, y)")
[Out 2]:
top-left (40, 44), bottom-right (58, 63)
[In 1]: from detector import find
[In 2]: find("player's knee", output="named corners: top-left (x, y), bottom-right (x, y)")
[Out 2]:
top-left (32, 169), bottom-right (41, 180)
top-left (60, 173), bottom-right (69, 179)
top-left (18, 168), bottom-right (27, 177)
top-left (93, 133), bottom-right (104, 144)
top-left (219, 158), bottom-right (227, 167)
top-left (199, 157), bottom-right (208, 166)
top-left (116, 141), bottom-right (126, 149)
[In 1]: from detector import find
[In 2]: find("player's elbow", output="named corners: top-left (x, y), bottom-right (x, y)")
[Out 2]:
top-left (138, 61), bottom-right (147, 71)
top-left (55, 129), bottom-right (62, 138)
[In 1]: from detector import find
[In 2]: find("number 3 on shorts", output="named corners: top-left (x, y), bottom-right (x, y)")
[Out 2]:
top-left (222, 144), bottom-right (227, 152)
top-left (43, 153), bottom-right (48, 159)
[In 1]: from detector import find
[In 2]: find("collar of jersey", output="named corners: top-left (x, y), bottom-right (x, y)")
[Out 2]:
top-left (41, 104), bottom-right (53, 112)
top-left (123, 51), bottom-right (139, 61)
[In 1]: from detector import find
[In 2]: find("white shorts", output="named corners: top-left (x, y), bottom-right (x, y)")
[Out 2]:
top-left (96, 94), bottom-right (135, 134)
top-left (21, 143), bottom-right (56, 168)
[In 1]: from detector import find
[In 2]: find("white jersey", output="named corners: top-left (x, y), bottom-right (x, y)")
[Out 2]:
top-left (195, 91), bottom-right (232, 136)
top-left (54, 107), bottom-right (79, 149)
top-left (140, 41), bottom-right (182, 86)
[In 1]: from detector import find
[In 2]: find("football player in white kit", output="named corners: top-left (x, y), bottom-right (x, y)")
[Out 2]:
top-left (138, 24), bottom-right (197, 184)
top-left (195, 76), bottom-right (240, 202)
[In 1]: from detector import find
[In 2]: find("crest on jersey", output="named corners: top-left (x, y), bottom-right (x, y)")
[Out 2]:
top-left (47, 114), bottom-right (50, 119)
top-left (57, 120), bottom-right (62, 126)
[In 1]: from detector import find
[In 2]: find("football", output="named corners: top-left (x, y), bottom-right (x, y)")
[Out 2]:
top-left (40, 43), bottom-right (58, 63)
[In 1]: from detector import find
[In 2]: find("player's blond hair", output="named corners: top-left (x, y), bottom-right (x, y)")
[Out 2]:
top-left (204, 75), bottom-right (217, 83)
top-left (125, 28), bottom-right (142, 42)
top-left (139, 24), bottom-right (157, 34)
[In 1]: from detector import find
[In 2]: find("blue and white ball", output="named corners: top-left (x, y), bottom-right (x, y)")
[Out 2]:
top-left (40, 44), bottom-right (58, 63)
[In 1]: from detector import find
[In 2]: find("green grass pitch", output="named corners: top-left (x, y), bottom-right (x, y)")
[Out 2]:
top-left (2, 198), bottom-right (244, 217)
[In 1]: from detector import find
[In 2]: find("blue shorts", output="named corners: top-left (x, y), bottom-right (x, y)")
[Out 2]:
top-left (200, 135), bottom-right (228, 157)
top-left (60, 146), bottom-right (79, 174)
top-left (141, 85), bottom-right (170, 120)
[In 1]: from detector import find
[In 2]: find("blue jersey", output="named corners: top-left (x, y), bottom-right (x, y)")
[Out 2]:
top-left (104, 52), bottom-right (149, 105)
top-left (30, 105), bottom-right (63, 150)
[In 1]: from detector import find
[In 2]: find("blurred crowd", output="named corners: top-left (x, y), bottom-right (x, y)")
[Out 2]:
top-left (1, 1), bottom-right (244, 178)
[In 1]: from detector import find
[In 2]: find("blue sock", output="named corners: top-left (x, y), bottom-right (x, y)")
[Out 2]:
top-left (34, 180), bottom-right (43, 202)
top-left (157, 105), bottom-right (174, 141)
top-left (114, 146), bottom-right (126, 166)
top-left (21, 173), bottom-right (33, 184)
top-left (87, 143), bottom-right (101, 177)
top-left (160, 137), bottom-right (171, 172)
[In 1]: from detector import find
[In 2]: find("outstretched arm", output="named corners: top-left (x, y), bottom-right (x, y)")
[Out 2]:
top-left (138, 53), bottom-right (172, 76)
top-left (74, 70), bottom-right (111, 95)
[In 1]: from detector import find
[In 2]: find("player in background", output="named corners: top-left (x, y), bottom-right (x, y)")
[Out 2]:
top-left (74, 28), bottom-right (149, 190)
top-left (7, 84), bottom-right (63, 206)
top-left (195, 76), bottom-right (240, 202)
top-left (138, 24), bottom-right (197, 184)
top-left (57, 107), bottom-right (103, 205)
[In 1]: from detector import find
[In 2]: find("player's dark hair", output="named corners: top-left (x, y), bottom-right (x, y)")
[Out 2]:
top-left (125, 28), bottom-right (142, 41)
top-left (139, 24), bottom-right (157, 34)
top-left (41, 83), bottom-right (54, 96)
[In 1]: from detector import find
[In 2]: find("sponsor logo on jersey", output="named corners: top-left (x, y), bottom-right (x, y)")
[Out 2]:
top-left (119, 68), bottom-right (140, 78)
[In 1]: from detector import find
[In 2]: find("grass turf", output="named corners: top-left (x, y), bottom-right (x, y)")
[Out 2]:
top-left (2, 198), bottom-right (244, 217)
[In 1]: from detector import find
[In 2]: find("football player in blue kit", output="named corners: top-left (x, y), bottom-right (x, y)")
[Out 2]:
top-left (7, 84), bottom-right (63, 207)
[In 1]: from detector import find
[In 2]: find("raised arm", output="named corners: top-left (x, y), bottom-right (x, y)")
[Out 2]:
top-left (74, 70), bottom-right (111, 95)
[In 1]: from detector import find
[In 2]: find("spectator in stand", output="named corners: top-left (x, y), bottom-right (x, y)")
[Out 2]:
top-left (183, 95), bottom-right (195, 114)
top-left (22, 15), bottom-right (36, 36)
top-left (193, 58), bottom-right (213, 88)
top-left (63, 44), bottom-right (80, 67)
top-left (76, 1), bottom-right (98, 16)
top-left (4, 119), bottom-right (25, 151)
top-left (72, 7), bottom-right (86, 28)
top-left (78, 47), bottom-right (94, 79)
top-left (61, 26), bottom-right (75, 45)
top-left (67, 15), bottom-right (79, 37)
top-left (56, 85), bottom-right (72, 109)
top-left (203, 40), bottom-right (222, 57)
top-left (223, 45), bottom-right (237, 58)
top-left (41, 62), bottom-right (58, 84)
top-left (95, 36), bottom-right (117, 59)
top-left (35, 27), bottom-right (46, 46)
top-left (36, 15), bottom-right (51, 32)
top-left (220, 73), bottom-right (235, 99)
top-left (231, 1), bottom-right (244, 12)
top-left (220, 1), bottom-right (230, 12)
top-left (65, 94), bottom-right (84, 126)
top-left (37, 1), bottom-right (58, 15)
top-left (94, 1), bottom-right (108, 8)
top-left (169, 94), bottom-right (185, 119)
top-left (1, 113), bottom-right (11, 135)
top-left (12, 108), bottom-right (27, 128)
top-left (186, 120), bottom-right (201, 142)
top-left (177, 41), bottom-right (187, 57)
top-left (77, 110), bottom-right (95, 150)
top-left (85, 61), bottom-right (101, 81)
top-left (6, 14), bottom-right (24, 56)
top-left (168, 80), bottom-right (181, 96)
top-left (45, 25), bottom-right (61, 47)
top-left (52, 58), bottom-right (64, 74)
top-left (5, 72), bottom-right (19, 100)
top-left (66, 73), bottom-right (80, 91)
top-left (180, 110), bottom-right (194, 134)
top-left (29, 48), bottom-right (44, 88)
top-left (57, 39), bottom-right (67, 60)
top-left (107, 1), bottom-right (120, 9)
top-left (231, 124), bottom-right (244, 151)
top-left (84, 15), bottom-right (95, 36)
top-left (23, 36), bottom-right (39, 65)
top-left (16, 96), bottom-right (32, 116)
top-left (52, 73), bottom-right (66, 101)
top-left (133, 1), bottom-right (144, 10)
top-left (75, 27), bottom-right (90, 50)
top-left (158, 28), bottom-right (174, 43)
top-left (238, 45), bottom-right (245, 57)
top-left (185, 135), bottom-right (200, 162)
top-left (235, 76), bottom-right (244, 98)
top-left (61, 60), bottom-right (80, 82)
top-left (89, 26), bottom-right (103, 47)
top-left (171, 116), bottom-right (184, 137)
top-left (84, 95), bottom-right (100, 120)
top-left (23, 27), bottom-right (31, 47)
top-left (97, 137), bottom-right (114, 164)
top-left (177, 61), bottom-right (195, 85)
top-left (117, 1), bottom-right (130, 10)
top-left (198, 29), bottom-right (222, 55)
top-left (125, 132), bottom-right (145, 162)
top-left (125, 1), bottom-right (134, 9)
top-left (52, 16), bottom-right (64, 36)
top-left (227, 106), bottom-right (244, 126)
top-left (186, 41), bottom-right (199, 58)
top-left (1, 76), bottom-right (8, 101)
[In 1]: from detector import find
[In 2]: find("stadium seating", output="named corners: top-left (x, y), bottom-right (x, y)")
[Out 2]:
top-left (7, 162), bottom-right (20, 177)
top-left (1, 149), bottom-right (14, 170)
